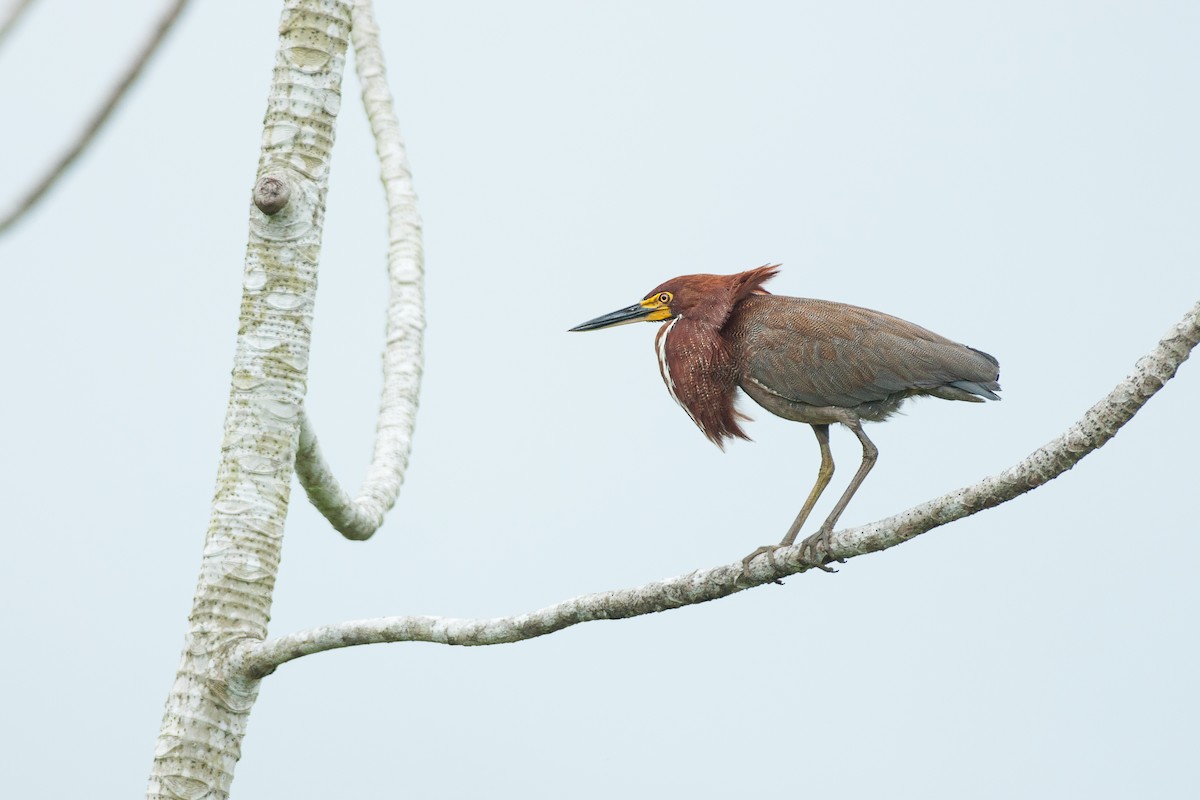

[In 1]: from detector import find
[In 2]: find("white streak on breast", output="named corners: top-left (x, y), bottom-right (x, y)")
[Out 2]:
top-left (655, 317), bottom-right (705, 432)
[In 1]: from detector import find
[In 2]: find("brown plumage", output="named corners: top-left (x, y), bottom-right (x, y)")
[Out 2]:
top-left (570, 265), bottom-right (1000, 572)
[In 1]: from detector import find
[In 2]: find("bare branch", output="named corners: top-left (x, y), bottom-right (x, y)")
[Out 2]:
top-left (0, 0), bottom-right (190, 236)
top-left (294, 0), bottom-right (425, 541)
top-left (146, 1), bottom-right (353, 795)
top-left (0, 0), bottom-right (36, 48)
top-left (232, 300), bottom-right (1200, 679)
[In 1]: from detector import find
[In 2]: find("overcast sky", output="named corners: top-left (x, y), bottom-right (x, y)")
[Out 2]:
top-left (1, 1), bottom-right (1198, 798)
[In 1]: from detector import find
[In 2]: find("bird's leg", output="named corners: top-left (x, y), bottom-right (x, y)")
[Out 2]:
top-left (742, 424), bottom-right (836, 576)
top-left (780, 424), bottom-right (834, 547)
top-left (800, 420), bottom-right (878, 566)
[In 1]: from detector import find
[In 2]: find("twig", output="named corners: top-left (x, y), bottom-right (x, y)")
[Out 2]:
top-left (0, 0), bottom-right (35, 48)
top-left (0, 0), bottom-right (190, 235)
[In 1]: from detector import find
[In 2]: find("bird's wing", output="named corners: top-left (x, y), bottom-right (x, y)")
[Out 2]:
top-left (734, 296), bottom-right (998, 408)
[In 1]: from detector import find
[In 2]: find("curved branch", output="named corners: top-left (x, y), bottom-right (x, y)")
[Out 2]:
top-left (0, 0), bottom-right (190, 235)
top-left (233, 300), bottom-right (1200, 679)
top-left (294, 0), bottom-right (424, 541)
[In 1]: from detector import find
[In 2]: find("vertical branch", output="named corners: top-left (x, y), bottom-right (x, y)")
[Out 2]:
top-left (146, 2), bottom-right (351, 799)
top-left (294, 0), bottom-right (425, 540)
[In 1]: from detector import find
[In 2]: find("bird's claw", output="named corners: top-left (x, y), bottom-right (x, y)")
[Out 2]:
top-left (742, 519), bottom-right (846, 580)
top-left (740, 545), bottom-right (784, 581)
top-left (741, 539), bottom-right (838, 580)
top-left (802, 549), bottom-right (838, 574)
top-left (798, 529), bottom-right (841, 573)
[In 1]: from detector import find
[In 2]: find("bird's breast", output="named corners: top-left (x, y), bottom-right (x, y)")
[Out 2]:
top-left (655, 318), bottom-right (703, 431)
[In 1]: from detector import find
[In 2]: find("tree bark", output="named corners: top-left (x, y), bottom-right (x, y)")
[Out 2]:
top-left (146, 1), bottom-right (350, 797)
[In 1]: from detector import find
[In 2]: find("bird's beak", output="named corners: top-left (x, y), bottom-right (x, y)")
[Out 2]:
top-left (569, 304), bottom-right (653, 331)
top-left (569, 299), bottom-right (672, 332)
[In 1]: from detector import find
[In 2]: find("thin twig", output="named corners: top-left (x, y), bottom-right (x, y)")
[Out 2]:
top-left (0, 0), bottom-right (36, 48)
top-left (231, 300), bottom-right (1200, 679)
top-left (0, 0), bottom-right (191, 235)
top-left (294, 0), bottom-right (425, 541)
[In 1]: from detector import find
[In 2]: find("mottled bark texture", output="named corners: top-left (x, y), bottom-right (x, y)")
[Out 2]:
top-left (231, 300), bottom-right (1199, 678)
top-left (294, 0), bottom-right (424, 541)
top-left (146, 2), bottom-right (350, 798)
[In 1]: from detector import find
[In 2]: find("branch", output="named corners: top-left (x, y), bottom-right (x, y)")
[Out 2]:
top-left (231, 300), bottom-right (1200, 678)
top-left (0, 0), bottom-right (190, 235)
top-left (294, 0), bottom-right (424, 541)
top-left (147, 1), bottom-right (354, 796)
top-left (0, 0), bottom-right (35, 48)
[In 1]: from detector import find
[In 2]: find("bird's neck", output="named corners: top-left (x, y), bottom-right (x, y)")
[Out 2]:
top-left (655, 316), bottom-right (749, 447)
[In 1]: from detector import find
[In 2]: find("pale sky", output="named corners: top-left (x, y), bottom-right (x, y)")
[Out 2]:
top-left (1, 2), bottom-right (1197, 798)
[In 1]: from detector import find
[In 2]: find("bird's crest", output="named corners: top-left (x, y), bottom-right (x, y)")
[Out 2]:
top-left (646, 264), bottom-right (782, 329)
top-left (730, 264), bottom-right (780, 301)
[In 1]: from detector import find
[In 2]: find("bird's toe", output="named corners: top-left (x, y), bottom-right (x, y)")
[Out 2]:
top-left (741, 544), bottom-right (784, 578)
top-left (798, 530), bottom-right (840, 572)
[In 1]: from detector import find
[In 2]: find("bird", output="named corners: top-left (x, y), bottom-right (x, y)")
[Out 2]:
top-left (569, 264), bottom-right (1000, 574)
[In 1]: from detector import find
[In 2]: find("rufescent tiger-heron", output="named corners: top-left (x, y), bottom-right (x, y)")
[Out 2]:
top-left (570, 265), bottom-right (1000, 574)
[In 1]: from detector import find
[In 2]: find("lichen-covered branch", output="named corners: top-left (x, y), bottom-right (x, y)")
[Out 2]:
top-left (0, 0), bottom-right (191, 235)
top-left (294, 0), bottom-right (425, 541)
top-left (233, 299), bottom-right (1200, 679)
top-left (146, 2), bottom-right (351, 798)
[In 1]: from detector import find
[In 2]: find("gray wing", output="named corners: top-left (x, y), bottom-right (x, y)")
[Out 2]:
top-left (730, 296), bottom-right (1000, 408)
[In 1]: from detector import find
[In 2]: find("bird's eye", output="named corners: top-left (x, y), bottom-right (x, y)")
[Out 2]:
top-left (658, 293), bottom-right (672, 304)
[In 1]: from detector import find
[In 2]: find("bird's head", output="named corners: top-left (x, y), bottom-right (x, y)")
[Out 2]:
top-left (569, 264), bottom-right (779, 332)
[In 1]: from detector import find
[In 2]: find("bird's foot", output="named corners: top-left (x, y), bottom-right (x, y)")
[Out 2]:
top-left (741, 538), bottom-right (838, 580)
top-left (741, 545), bottom-right (787, 583)
top-left (798, 527), bottom-right (843, 571)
